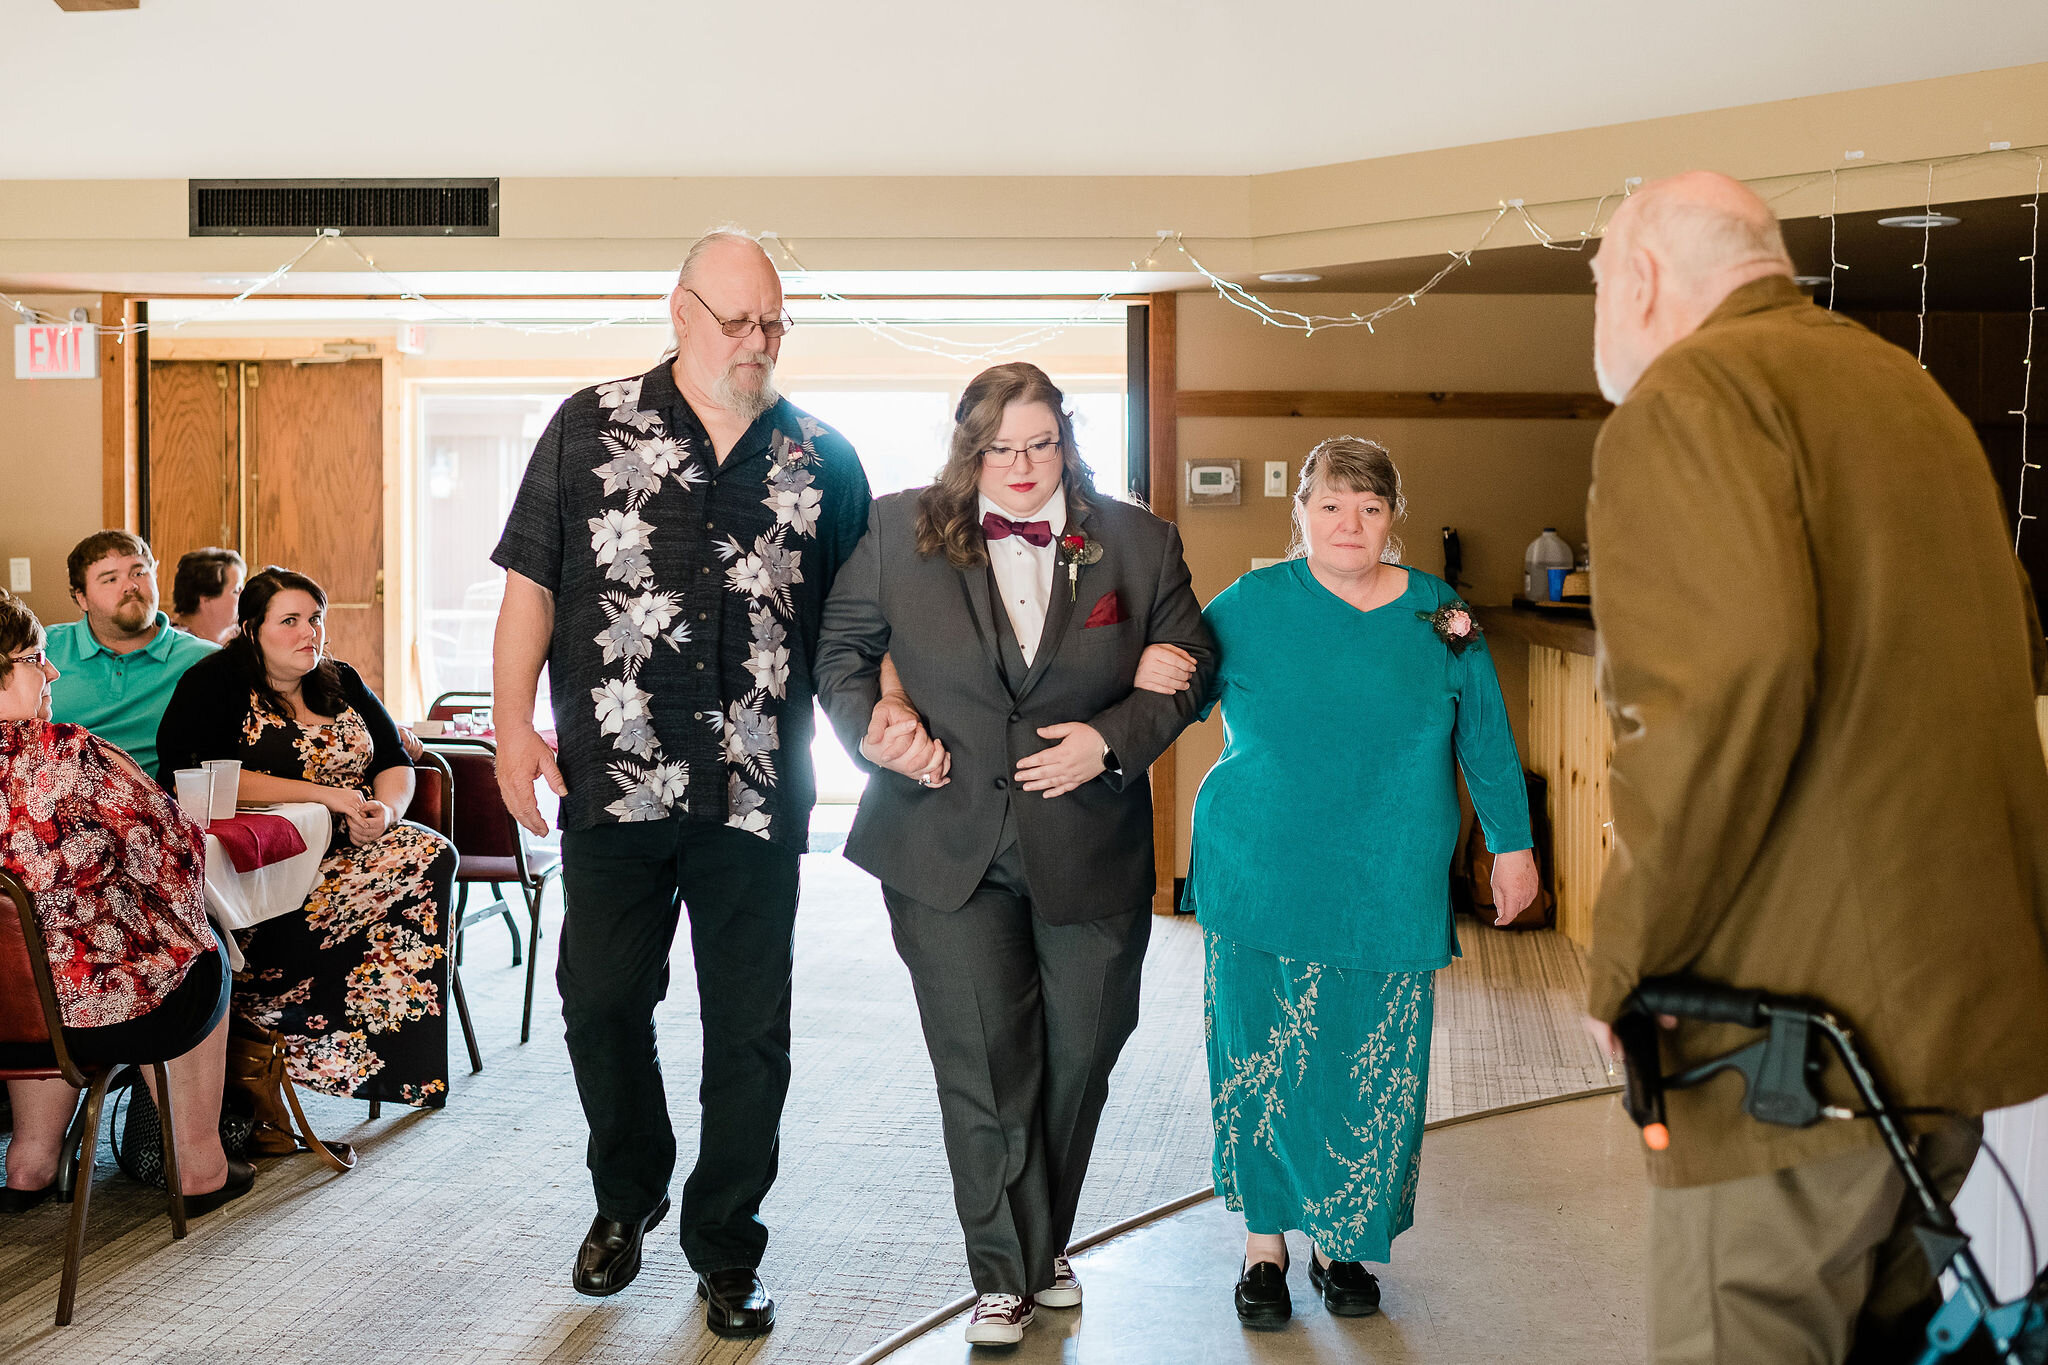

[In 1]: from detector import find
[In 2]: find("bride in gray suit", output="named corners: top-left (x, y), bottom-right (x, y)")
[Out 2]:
top-left (817, 362), bottom-right (1213, 1346)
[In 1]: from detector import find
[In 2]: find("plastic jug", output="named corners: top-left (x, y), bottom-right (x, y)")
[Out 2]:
top-left (1524, 528), bottom-right (1574, 601)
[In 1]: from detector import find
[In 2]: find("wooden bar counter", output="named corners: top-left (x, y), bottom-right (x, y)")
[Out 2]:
top-left (1474, 605), bottom-right (1610, 949)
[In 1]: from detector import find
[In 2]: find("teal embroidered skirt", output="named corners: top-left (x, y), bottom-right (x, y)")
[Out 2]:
top-left (1205, 929), bottom-right (1434, 1262)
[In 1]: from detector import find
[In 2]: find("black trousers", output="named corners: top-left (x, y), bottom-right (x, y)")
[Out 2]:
top-left (883, 840), bottom-right (1151, 1297)
top-left (558, 818), bottom-right (800, 1274)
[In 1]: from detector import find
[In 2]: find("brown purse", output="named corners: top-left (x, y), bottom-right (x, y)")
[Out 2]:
top-left (225, 1021), bottom-right (356, 1173)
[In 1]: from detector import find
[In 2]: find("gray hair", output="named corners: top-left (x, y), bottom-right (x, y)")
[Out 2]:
top-left (1288, 436), bottom-right (1407, 563)
top-left (675, 228), bottom-right (768, 290)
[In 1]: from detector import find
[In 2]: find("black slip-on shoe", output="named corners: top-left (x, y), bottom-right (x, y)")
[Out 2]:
top-left (181, 1159), bottom-right (257, 1218)
top-left (572, 1195), bottom-right (669, 1297)
top-left (698, 1267), bottom-right (776, 1338)
top-left (0, 1182), bottom-right (58, 1214)
top-left (1310, 1255), bottom-right (1381, 1317)
top-left (1234, 1258), bottom-right (1292, 1326)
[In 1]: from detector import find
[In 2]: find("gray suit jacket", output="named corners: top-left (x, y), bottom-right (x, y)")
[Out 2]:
top-left (816, 489), bottom-right (1216, 922)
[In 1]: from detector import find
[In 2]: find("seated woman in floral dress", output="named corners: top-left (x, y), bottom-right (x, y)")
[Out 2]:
top-left (0, 592), bottom-right (252, 1215)
top-left (156, 568), bottom-right (456, 1109)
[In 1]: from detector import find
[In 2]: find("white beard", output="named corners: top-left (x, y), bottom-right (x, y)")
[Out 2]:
top-left (713, 352), bottom-right (779, 424)
top-left (1593, 341), bottom-right (1629, 405)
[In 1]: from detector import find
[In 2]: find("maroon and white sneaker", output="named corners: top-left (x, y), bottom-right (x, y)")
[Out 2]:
top-left (964, 1293), bottom-right (1036, 1345)
top-left (1036, 1256), bottom-right (1082, 1308)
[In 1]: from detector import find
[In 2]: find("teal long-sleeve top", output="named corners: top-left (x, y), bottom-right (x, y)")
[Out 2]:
top-left (1187, 561), bottom-right (1533, 973)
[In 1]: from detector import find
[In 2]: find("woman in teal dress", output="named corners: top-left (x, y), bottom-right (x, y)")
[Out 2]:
top-left (1181, 436), bottom-right (1540, 1325)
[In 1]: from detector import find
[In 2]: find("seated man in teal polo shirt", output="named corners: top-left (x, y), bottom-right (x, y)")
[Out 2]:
top-left (47, 530), bottom-right (217, 778)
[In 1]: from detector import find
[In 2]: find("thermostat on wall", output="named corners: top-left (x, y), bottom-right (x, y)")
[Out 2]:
top-left (1185, 460), bottom-right (1241, 506)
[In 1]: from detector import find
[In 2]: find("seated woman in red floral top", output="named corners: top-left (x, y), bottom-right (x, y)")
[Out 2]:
top-left (156, 568), bottom-right (457, 1110)
top-left (0, 593), bottom-right (253, 1216)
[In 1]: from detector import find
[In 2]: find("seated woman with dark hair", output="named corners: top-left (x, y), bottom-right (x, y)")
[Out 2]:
top-left (156, 567), bottom-right (456, 1110)
top-left (0, 592), bottom-right (253, 1215)
top-left (169, 547), bottom-right (246, 644)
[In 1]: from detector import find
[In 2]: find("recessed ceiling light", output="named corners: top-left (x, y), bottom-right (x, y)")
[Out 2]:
top-left (1792, 275), bottom-right (1831, 287)
top-left (1876, 214), bottom-right (1961, 229)
top-left (1258, 271), bottom-right (1322, 284)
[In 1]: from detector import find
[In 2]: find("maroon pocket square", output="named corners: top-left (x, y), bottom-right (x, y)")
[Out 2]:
top-left (1084, 591), bottom-right (1128, 628)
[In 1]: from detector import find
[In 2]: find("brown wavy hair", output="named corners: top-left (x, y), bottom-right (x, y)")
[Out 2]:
top-left (915, 363), bottom-right (1100, 568)
top-left (224, 566), bottom-right (349, 721)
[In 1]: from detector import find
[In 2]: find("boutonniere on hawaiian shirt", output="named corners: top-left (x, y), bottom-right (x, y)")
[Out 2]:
top-left (1418, 602), bottom-right (1482, 655)
top-left (1056, 532), bottom-right (1103, 600)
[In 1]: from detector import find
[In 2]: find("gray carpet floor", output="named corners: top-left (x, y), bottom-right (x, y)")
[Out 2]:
top-left (0, 852), bottom-right (1609, 1363)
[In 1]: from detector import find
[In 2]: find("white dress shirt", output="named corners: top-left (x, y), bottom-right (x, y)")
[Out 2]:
top-left (979, 488), bottom-right (1065, 666)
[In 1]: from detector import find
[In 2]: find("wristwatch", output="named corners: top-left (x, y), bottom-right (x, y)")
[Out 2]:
top-left (1101, 738), bottom-right (1121, 775)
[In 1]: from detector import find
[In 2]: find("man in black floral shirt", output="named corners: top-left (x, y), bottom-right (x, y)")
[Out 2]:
top-left (490, 231), bottom-right (870, 1335)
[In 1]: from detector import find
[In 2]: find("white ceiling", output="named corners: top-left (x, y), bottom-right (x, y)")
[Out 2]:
top-left (5, 1), bottom-right (2045, 180)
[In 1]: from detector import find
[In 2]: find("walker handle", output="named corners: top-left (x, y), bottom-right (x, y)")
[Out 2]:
top-left (1631, 977), bottom-right (1770, 1029)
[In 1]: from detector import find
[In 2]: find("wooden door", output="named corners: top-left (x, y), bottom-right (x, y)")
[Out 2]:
top-left (245, 360), bottom-right (384, 691)
top-left (147, 361), bottom-right (240, 603)
top-left (146, 358), bottom-right (385, 693)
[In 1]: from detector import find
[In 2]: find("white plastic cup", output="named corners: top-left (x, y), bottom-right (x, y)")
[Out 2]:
top-left (203, 759), bottom-right (241, 820)
top-left (174, 769), bottom-right (213, 823)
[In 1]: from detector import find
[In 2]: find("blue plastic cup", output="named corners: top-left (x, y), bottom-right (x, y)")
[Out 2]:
top-left (1547, 567), bottom-right (1570, 600)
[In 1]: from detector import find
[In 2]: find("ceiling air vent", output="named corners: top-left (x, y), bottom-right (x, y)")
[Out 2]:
top-left (189, 178), bottom-right (499, 237)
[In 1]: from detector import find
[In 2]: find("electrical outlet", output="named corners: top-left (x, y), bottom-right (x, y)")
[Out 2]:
top-left (7, 558), bottom-right (28, 593)
top-left (1264, 462), bottom-right (1289, 497)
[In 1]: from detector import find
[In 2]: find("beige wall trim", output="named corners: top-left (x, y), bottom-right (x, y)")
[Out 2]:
top-left (6, 64), bottom-right (2044, 284)
top-left (1179, 390), bottom-right (1614, 421)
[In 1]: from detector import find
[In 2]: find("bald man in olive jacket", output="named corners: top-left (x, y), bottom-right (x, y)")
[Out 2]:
top-left (1584, 173), bottom-right (2048, 1364)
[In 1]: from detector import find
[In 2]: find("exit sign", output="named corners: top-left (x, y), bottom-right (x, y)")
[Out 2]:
top-left (14, 324), bottom-right (100, 380)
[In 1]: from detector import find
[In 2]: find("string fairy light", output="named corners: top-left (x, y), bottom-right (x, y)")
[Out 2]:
top-left (3, 231), bottom-right (340, 338)
top-left (1825, 168), bottom-right (1846, 311)
top-left (4, 143), bottom-right (2046, 354)
top-left (1915, 163), bottom-right (1936, 367)
top-left (761, 235), bottom-right (1119, 365)
top-left (2014, 158), bottom-right (2043, 552)
top-left (1164, 189), bottom-right (1629, 337)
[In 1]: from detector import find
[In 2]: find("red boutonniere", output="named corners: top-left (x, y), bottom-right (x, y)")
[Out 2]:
top-left (1418, 602), bottom-right (1482, 655)
top-left (1055, 532), bottom-right (1103, 600)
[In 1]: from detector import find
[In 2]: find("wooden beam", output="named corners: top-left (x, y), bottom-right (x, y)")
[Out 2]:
top-left (54, 0), bottom-right (141, 10)
top-left (1177, 390), bottom-right (1614, 421)
top-left (1147, 292), bottom-right (1179, 916)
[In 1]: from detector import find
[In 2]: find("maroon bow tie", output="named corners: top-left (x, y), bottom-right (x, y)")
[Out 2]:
top-left (982, 511), bottom-right (1054, 547)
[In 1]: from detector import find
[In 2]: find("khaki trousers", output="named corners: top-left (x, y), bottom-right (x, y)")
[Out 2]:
top-left (1649, 1121), bottom-right (1982, 1365)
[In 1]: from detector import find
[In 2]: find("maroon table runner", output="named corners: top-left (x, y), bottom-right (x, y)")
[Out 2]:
top-left (207, 812), bottom-right (309, 874)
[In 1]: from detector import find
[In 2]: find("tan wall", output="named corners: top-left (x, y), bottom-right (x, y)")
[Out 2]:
top-left (0, 294), bottom-right (104, 624)
top-left (1169, 290), bottom-right (1602, 874)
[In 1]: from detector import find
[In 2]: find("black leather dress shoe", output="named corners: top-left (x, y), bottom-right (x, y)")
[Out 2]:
top-left (1309, 1255), bottom-right (1381, 1316)
top-left (698, 1267), bottom-right (776, 1339)
top-left (572, 1195), bottom-right (669, 1297)
top-left (1234, 1258), bottom-right (1292, 1326)
top-left (182, 1159), bottom-right (257, 1218)
top-left (0, 1182), bottom-right (58, 1215)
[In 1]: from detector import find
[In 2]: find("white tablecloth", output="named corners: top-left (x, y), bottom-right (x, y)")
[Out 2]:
top-left (202, 802), bottom-right (332, 969)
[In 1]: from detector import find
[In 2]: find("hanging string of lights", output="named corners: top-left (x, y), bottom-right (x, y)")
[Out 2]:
top-left (3, 144), bottom-right (2044, 365)
top-left (2014, 159), bottom-right (2042, 553)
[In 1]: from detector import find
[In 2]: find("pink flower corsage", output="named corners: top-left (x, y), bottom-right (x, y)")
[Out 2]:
top-left (1418, 602), bottom-right (1482, 655)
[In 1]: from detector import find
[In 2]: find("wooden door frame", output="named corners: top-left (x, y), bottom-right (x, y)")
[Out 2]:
top-left (99, 294), bottom-right (141, 532)
top-left (1147, 292), bottom-right (1179, 915)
